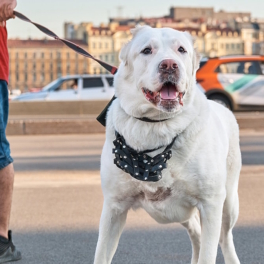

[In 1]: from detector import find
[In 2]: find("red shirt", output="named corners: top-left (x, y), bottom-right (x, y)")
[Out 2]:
top-left (0, 26), bottom-right (9, 83)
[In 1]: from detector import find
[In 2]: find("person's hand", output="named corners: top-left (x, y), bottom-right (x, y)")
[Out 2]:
top-left (0, 0), bottom-right (17, 27)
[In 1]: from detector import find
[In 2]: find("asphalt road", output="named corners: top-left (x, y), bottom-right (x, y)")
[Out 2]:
top-left (6, 133), bottom-right (264, 264)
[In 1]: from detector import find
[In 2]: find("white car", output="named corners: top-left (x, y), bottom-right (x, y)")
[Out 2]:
top-left (13, 74), bottom-right (115, 101)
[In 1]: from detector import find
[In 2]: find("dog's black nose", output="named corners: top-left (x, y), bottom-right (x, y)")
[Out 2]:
top-left (159, 59), bottom-right (178, 73)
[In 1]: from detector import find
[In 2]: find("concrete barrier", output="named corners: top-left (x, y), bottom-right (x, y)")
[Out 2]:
top-left (7, 101), bottom-right (264, 135)
top-left (9, 100), bottom-right (109, 116)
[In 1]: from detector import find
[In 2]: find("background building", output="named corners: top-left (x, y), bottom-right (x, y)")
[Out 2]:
top-left (8, 6), bottom-right (264, 92)
top-left (8, 39), bottom-right (88, 91)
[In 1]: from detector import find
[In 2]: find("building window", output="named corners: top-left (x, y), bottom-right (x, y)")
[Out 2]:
top-left (105, 55), bottom-right (108, 61)
top-left (24, 52), bottom-right (27, 59)
top-left (33, 63), bottom-right (36, 71)
top-left (50, 52), bottom-right (53, 59)
top-left (237, 43), bottom-right (240, 49)
top-left (50, 73), bottom-right (53, 81)
top-left (67, 63), bottom-right (70, 74)
top-left (93, 67), bottom-right (97, 74)
top-left (16, 73), bottom-right (19, 82)
top-left (93, 42), bottom-right (96, 49)
top-left (226, 44), bottom-right (230, 50)
top-left (42, 52), bottom-right (45, 59)
top-left (231, 44), bottom-right (235, 49)
top-left (33, 52), bottom-right (36, 59)
top-left (42, 64), bottom-right (45, 71)
top-left (67, 52), bottom-right (70, 59)
top-left (57, 62), bottom-right (62, 74)
top-left (16, 52), bottom-right (19, 59)
top-left (57, 52), bottom-right (61, 59)
top-left (221, 43), bottom-right (224, 49)
top-left (83, 61), bottom-right (87, 73)
top-left (41, 73), bottom-right (45, 82)
top-left (105, 43), bottom-right (108, 49)
top-left (25, 63), bottom-right (28, 70)
top-left (33, 73), bottom-right (36, 82)
top-left (25, 73), bottom-right (28, 82)
top-left (99, 42), bottom-right (102, 49)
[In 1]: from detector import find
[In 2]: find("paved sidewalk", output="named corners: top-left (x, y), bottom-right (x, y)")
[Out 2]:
top-left (7, 133), bottom-right (264, 264)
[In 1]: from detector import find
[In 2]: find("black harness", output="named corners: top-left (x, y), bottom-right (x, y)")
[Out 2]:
top-left (113, 132), bottom-right (176, 182)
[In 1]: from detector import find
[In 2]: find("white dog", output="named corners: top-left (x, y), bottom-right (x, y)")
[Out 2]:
top-left (94, 26), bottom-right (241, 264)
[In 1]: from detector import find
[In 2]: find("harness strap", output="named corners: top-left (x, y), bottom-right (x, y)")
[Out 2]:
top-left (113, 132), bottom-right (177, 182)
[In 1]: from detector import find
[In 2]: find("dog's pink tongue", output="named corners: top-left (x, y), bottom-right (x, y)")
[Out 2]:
top-left (160, 84), bottom-right (177, 100)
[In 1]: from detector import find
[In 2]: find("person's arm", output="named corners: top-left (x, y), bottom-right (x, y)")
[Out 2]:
top-left (0, 0), bottom-right (17, 27)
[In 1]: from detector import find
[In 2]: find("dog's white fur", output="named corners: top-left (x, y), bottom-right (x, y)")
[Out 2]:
top-left (94, 26), bottom-right (241, 264)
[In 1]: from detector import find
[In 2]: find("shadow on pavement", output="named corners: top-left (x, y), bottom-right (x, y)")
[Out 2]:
top-left (12, 226), bottom-right (263, 264)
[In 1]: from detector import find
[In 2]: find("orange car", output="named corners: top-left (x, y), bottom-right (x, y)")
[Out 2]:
top-left (196, 55), bottom-right (264, 110)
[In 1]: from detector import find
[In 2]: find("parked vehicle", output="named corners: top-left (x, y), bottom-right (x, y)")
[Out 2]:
top-left (13, 74), bottom-right (115, 101)
top-left (9, 89), bottom-right (21, 100)
top-left (197, 55), bottom-right (264, 110)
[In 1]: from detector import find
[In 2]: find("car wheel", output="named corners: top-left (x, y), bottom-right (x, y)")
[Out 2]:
top-left (208, 94), bottom-right (232, 110)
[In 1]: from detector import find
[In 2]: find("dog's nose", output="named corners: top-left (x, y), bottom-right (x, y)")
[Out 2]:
top-left (158, 59), bottom-right (178, 72)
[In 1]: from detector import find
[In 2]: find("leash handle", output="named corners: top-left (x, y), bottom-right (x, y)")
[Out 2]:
top-left (13, 11), bottom-right (118, 75)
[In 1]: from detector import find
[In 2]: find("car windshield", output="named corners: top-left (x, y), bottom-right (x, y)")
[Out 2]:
top-left (42, 79), bottom-right (62, 92)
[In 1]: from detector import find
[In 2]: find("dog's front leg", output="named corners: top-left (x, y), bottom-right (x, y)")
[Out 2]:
top-left (198, 196), bottom-right (225, 264)
top-left (94, 201), bottom-right (128, 264)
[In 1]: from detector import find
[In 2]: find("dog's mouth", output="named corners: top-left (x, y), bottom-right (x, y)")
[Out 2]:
top-left (142, 82), bottom-right (184, 109)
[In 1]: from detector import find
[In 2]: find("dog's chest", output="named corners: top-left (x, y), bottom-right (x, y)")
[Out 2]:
top-left (132, 169), bottom-right (199, 224)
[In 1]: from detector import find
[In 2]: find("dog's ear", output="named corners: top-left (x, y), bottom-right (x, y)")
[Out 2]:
top-left (184, 32), bottom-right (201, 75)
top-left (120, 25), bottom-right (150, 66)
top-left (192, 47), bottom-right (201, 75)
top-left (119, 41), bottom-right (132, 66)
top-left (130, 24), bottom-right (149, 36)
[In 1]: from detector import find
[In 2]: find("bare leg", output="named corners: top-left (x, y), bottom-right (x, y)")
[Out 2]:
top-left (0, 164), bottom-right (14, 239)
top-left (182, 211), bottom-right (201, 264)
top-left (94, 202), bottom-right (128, 264)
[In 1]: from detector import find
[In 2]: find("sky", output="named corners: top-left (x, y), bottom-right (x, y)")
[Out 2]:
top-left (6, 0), bottom-right (264, 39)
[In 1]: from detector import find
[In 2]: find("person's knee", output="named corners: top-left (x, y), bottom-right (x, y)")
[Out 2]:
top-left (0, 163), bottom-right (14, 185)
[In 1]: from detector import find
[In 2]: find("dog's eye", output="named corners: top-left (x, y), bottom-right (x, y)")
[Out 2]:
top-left (141, 47), bottom-right (152, 55)
top-left (178, 46), bottom-right (186, 53)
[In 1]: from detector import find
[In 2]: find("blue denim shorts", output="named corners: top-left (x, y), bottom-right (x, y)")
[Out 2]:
top-left (0, 80), bottom-right (13, 169)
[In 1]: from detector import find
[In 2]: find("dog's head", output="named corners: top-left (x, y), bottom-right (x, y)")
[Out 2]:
top-left (114, 26), bottom-right (200, 117)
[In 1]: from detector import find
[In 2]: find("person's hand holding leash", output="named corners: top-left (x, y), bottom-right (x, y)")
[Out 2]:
top-left (0, 0), bottom-right (17, 27)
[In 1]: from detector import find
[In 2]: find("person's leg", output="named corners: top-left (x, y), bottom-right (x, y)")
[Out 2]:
top-left (0, 163), bottom-right (14, 239)
top-left (0, 80), bottom-right (21, 262)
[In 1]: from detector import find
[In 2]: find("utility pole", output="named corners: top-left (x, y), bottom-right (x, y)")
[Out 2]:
top-left (116, 6), bottom-right (124, 18)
